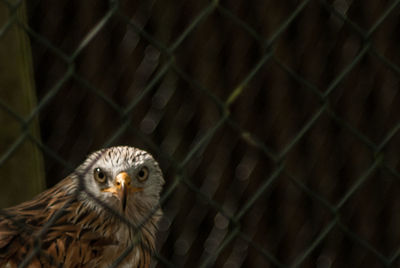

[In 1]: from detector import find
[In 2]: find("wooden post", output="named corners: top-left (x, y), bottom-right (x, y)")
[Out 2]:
top-left (0, 1), bottom-right (45, 207)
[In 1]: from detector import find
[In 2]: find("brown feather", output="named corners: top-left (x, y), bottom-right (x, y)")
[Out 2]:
top-left (0, 146), bottom-right (164, 267)
top-left (0, 177), bottom-right (121, 267)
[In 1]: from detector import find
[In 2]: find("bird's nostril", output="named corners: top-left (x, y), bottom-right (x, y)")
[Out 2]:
top-left (0, 146), bottom-right (164, 266)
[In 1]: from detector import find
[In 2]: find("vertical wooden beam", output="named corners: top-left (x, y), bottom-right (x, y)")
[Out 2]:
top-left (0, 1), bottom-right (45, 207)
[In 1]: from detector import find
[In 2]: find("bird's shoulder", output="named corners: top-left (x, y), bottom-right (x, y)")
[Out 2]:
top-left (0, 176), bottom-right (119, 267)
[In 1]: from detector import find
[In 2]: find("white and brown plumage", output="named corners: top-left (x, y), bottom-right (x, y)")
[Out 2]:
top-left (0, 146), bottom-right (164, 267)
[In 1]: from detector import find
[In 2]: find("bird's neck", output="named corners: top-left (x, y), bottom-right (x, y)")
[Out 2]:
top-left (107, 206), bottom-right (162, 267)
top-left (124, 203), bottom-right (162, 250)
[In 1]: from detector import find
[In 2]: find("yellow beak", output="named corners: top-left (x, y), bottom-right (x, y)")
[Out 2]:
top-left (102, 172), bottom-right (143, 211)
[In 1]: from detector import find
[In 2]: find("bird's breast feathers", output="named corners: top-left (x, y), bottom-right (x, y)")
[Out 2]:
top-left (0, 146), bottom-right (164, 268)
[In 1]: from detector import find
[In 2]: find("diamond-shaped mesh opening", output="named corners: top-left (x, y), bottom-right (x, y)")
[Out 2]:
top-left (231, 172), bottom-right (335, 265)
top-left (0, 0), bottom-right (399, 267)
top-left (338, 168), bottom-right (400, 256)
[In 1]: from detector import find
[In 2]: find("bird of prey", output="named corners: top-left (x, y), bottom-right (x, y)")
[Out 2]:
top-left (0, 146), bottom-right (164, 267)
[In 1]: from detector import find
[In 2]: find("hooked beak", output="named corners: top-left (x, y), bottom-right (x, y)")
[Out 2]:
top-left (102, 172), bottom-right (143, 211)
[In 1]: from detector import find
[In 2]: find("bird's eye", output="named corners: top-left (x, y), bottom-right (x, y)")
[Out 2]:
top-left (137, 167), bottom-right (149, 182)
top-left (94, 168), bottom-right (107, 183)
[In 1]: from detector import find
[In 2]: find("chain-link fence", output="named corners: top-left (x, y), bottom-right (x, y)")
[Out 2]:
top-left (0, 0), bottom-right (400, 267)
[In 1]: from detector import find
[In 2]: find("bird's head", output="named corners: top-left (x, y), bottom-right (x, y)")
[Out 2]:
top-left (73, 146), bottom-right (164, 221)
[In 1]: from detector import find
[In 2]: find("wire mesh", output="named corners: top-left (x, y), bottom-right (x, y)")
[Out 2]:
top-left (0, 0), bottom-right (400, 267)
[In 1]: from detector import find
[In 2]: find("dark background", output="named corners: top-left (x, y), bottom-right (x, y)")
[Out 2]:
top-left (21, 0), bottom-right (400, 267)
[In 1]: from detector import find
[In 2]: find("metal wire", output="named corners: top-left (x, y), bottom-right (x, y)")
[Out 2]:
top-left (0, 0), bottom-right (400, 267)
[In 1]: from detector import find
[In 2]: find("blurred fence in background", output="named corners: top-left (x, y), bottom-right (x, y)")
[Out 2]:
top-left (1, 0), bottom-right (400, 267)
